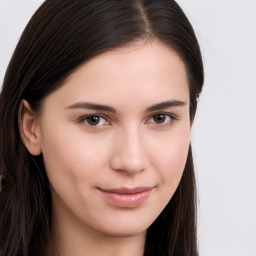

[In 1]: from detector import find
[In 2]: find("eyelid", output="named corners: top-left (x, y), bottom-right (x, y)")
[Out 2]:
top-left (147, 111), bottom-right (178, 119)
top-left (145, 112), bottom-right (178, 125)
top-left (75, 112), bottom-right (178, 128)
top-left (76, 114), bottom-right (111, 128)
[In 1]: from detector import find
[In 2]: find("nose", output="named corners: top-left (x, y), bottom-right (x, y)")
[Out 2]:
top-left (109, 127), bottom-right (149, 175)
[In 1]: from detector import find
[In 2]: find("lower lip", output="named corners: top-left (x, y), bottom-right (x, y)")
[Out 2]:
top-left (100, 189), bottom-right (153, 207)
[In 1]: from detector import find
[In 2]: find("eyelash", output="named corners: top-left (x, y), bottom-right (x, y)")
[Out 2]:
top-left (145, 113), bottom-right (178, 127)
top-left (76, 113), bottom-right (178, 129)
top-left (77, 115), bottom-right (110, 128)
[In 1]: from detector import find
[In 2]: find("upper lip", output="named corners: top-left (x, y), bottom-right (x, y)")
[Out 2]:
top-left (98, 186), bottom-right (154, 194)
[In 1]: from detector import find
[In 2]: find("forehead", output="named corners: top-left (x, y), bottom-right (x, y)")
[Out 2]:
top-left (43, 40), bottom-right (189, 109)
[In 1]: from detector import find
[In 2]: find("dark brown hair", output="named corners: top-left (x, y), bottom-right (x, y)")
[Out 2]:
top-left (0, 0), bottom-right (204, 255)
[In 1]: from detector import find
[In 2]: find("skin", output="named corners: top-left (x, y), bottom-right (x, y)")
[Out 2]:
top-left (20, 40), bottom-right (191, 256)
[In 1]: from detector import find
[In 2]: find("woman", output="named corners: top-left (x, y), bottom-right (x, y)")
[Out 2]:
top-left (0, 0), bottom-right (204, 255)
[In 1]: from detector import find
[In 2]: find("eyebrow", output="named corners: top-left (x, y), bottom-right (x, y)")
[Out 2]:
top-left (66, 100), bottom-right (187, 113)
top-left (145, 100), bottom-right (187, 112)
top-left (66, 102), bottom-right (117, 113)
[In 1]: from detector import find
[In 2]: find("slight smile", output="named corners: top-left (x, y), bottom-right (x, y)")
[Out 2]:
top-left (98, 186), bottom-right (155, 208)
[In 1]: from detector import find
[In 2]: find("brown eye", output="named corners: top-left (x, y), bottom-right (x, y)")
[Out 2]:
top-left (80, 115), bottom-right (109, 127)
top-left (147, 113), bottom-right (176, 126)
top-left (86, 116), bottom-right (101, 125)
top-left (152, 114), bottom-right (167, 124)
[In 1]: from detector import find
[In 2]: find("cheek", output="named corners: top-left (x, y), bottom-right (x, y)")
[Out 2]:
top-left (150, 126), bottom-right (190, 189)
top-left (39, 124), bottom-right (109, 191)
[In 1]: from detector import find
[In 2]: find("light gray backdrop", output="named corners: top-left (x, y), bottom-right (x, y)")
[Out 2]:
top-left (0, 0), bottom-right (255, 255)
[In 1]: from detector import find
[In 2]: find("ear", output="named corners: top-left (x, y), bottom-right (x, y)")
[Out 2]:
top-left (18, 100), bottom-right (42, 156)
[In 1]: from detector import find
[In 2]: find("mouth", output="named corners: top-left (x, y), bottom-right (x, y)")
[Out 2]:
top-left (98, 186), bottom-right (155, 208)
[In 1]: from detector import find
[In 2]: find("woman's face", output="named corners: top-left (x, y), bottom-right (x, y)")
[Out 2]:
top-left (35, 40), bottom-right (190, 237)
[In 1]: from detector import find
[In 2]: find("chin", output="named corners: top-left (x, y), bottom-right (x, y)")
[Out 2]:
top-left (93, 215), bottom-right (155, 238)
top-left (100, 227), bottom-right (147, 238)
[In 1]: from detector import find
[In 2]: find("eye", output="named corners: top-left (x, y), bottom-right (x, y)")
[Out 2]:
top-left (147, 113), bottom-right (176, 125)
top-left (152, 114), bottom-right (168, 124)
top-left (78, 115), bottom-right (109, 127)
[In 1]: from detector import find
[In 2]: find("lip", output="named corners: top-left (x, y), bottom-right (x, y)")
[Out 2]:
top-left (98, 186), bottom-right (154, 208)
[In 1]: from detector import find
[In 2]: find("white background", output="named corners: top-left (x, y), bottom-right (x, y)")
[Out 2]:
top-left (0, 0), bottom-right (256, 255)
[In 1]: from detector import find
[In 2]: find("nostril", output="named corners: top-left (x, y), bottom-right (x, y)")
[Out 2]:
top-left (109, 130), bottom-right (149, 174)
top-left (109, 152), bottom-right (148, 175)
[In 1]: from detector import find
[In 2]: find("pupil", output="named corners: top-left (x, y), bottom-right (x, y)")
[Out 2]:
top-left (153, 114), bottom-right (166, 123)
top-left (87, 116), bottom-right (100, 125)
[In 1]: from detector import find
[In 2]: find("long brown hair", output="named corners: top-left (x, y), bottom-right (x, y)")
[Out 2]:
top-left (0, 1), bottom-right (204, 255)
